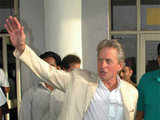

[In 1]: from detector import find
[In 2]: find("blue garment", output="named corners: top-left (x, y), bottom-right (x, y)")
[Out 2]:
top-left (137, 69), bottom-right (160, 120)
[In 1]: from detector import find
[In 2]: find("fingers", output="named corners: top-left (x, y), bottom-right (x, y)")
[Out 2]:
top-left (21, 26), bottom-right (24, 32)
top-left (4, 18), bottom-right (13, 34)
top-left (20, 26), bottom-right (25, 37)
top-left (4, 16), bottom-right (22, 34)
top-left (12, 17), bottom-right (21, 29)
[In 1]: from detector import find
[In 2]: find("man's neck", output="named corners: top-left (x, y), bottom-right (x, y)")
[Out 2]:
top-left (125, 78), bottom-right (131, 82)
top-left (102, 78), bottom-right (118, 91)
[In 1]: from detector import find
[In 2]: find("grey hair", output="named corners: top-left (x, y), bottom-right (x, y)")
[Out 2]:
top-left (97, 39), bottom-right (125, 66)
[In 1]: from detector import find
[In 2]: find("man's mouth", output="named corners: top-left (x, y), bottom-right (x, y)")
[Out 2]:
top-left (100, 70), bottom-right (107, 74)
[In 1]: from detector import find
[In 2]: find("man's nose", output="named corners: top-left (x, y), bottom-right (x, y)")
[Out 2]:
top-left (101, 60), bottom-right (107, 68)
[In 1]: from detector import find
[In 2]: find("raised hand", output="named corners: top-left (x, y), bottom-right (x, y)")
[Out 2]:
top-left (4, 16), bottom-right (26, 53)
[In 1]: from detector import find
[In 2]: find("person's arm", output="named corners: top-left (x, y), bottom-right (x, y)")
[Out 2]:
top-left (4, 87), bottom-right (10, 93)
top-left (135, 111), bottom-right (144, 120)
top-left (15, 45), bottom-right (71, 91)
top-left (4, 16), bottom-right (71, 91)
top-left (0, 108), bottom-right (2, 120)
top-left (135, 76), bottom-right (145, 120)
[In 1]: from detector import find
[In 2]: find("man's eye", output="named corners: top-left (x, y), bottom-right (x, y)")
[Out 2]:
top-left (105, 59), bottom-right (112, 64)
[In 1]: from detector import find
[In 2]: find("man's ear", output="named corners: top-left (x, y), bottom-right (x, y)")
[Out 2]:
top-left (118, 62), bottom-right (124, 71)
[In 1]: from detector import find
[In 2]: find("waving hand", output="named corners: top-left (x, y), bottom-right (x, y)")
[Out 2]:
top-left (4, 16), bottom-right (26, 53)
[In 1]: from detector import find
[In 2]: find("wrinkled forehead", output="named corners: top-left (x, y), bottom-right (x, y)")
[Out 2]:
top-left (97, 46), bottom-right (118, 55)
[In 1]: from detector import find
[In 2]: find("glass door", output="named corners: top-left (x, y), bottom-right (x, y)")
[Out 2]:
top-left (139, 34), bottom-right (160, 79)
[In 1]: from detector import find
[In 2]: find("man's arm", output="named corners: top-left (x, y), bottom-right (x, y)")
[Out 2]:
top-left (136, 75), bottom-right (145, 120)
top-left (4, 87), bottom-right (10, 93)
top-left (4, 16), bottom-right (71, 91)
top-left (135, 111), bottom-right (144, 120)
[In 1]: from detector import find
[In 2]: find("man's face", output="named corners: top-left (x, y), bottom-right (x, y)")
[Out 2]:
top-left (67, 63), bottom-right (81, 72)
top-left (97, 47), bottom-right (122, 81)
top-left (43, 57), bottom-right (58, 68)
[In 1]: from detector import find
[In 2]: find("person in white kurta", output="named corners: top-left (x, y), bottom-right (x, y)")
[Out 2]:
top-left (0, 68), bottom-right (9, 120)
top-left (42, 88), bottom-right (64, 120)
top-left (19, 82), bottom-right (64, 120)
top-left (19, 51), bottom-right (64, 120)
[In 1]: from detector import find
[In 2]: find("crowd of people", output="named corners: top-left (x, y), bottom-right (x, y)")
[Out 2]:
top-left (0, 16), bottom-right (159, 120)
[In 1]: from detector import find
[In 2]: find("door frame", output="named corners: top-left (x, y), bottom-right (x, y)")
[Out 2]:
top-left (137, 33), bottom-right (160, 83)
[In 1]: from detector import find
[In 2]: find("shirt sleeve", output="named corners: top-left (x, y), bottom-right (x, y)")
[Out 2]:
top-left (137, 76), bottom-right (145, 111)
top-left (0, 69), bottom-right (9, 87)
top-left (14, 45), bottom-right (71, 92)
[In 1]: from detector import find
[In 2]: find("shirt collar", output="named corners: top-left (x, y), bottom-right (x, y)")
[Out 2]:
top-left (98, 75), bottom-right (121, 91)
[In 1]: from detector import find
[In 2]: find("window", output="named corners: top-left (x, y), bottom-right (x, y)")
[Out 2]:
top-left (108, 0), bottom-right (160, 83)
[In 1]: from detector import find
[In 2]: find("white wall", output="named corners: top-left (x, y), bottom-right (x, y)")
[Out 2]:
top-left (44, 0), bottom-right (82, 61)
top-left (19, 0), bottom-right (45, 93)
top-left (44, 0), bottom-right (108, 72)
top-left (82, 0), bottom-right (108, 72)
top-left (0, 9), bottom-right (13, 31)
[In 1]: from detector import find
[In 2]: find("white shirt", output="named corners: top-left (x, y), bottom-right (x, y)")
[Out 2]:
top-left (0, 69), bottom-right (9, 106)
top-left (19, 83), bottom-right (52, 120)
top-left (42, 89), bottom-right (64, 120)
top-left (19, 82), bottom-right (64, 120)
top-left (83, 76), bottom-right (124, 120)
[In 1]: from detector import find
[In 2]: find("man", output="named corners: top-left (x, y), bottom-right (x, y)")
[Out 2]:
top-left (61, 54), bottom-right (81, 72)
top-left (156, 43), bottom-right (160, 69)
top-left (146, 43), bottom-right (160, 72)
top-left (119, 65), bottom-right (136, 87)
top-left (0, 68), bottom-right (10, 120)
top-left (39, 51), bottom-right (62, 70)
top-left (136, 69), bottom-right (160, 120)
top-left (5, 16), bottom-right (138, 120)
top-left (19, 51), bottom-right (64, 120)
